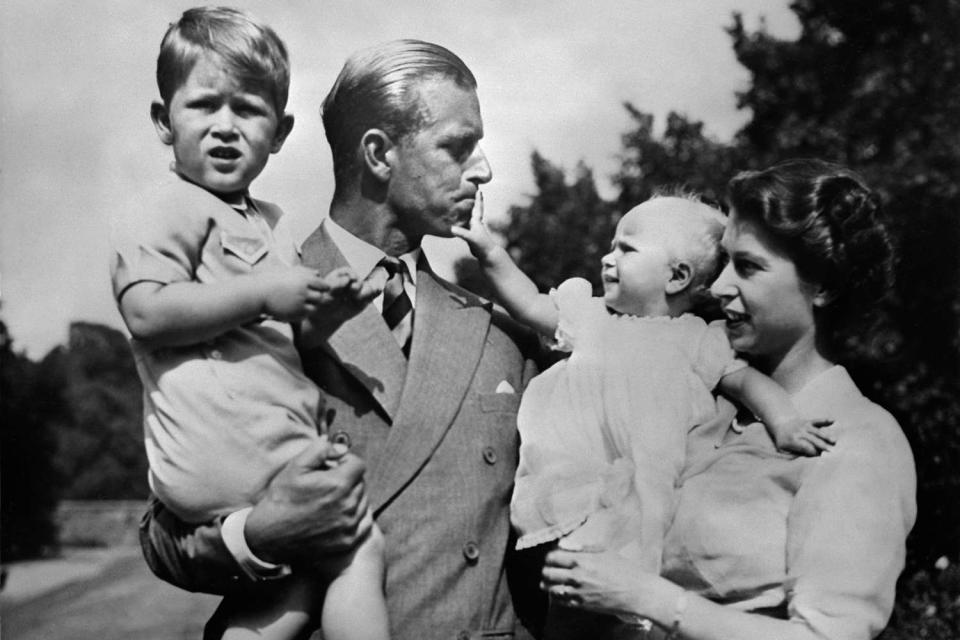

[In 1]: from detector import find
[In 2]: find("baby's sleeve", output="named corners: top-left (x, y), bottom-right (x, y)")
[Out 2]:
top-left (551, 277), bottom-right (596, 352)
top-left (693, 320), bottom-right (748, 390)
top-left (110, 189), bottom-right (208, 302)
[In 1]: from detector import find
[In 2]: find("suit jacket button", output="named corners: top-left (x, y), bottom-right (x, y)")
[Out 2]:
top-left (482, 447), bottom-right (497, 465)
top-left (457, 631), bottom-right (471, 640)
top-left (462, 541), bottom-right (480, 563)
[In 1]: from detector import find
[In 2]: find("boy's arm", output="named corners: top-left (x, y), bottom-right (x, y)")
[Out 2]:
top-left (452, 197), bottom-right (559, 337)
top-left (719, 367), bottom-right (835, 456)
top-left (118, 266), bottom-right (331, 348)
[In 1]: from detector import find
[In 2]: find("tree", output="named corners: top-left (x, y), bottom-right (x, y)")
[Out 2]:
top-left (498, 152), bottom-right (618, 294)
top-left (47, 322), bottom-right (148, 500)
top-left (0, 321), bottom-right (61, 559)
top-left (615, 107), bottom-right (742, 211)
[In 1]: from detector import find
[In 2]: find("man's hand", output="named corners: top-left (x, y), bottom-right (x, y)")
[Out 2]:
top-left (243, 437), bottom-right (371, 566)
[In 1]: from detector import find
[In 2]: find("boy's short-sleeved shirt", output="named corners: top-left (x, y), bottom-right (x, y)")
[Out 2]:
top-left (110, 176), bottom-right (320, 522)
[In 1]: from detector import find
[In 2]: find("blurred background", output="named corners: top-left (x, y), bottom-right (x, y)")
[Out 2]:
top-left (2, 1), bottom-right (958, 638)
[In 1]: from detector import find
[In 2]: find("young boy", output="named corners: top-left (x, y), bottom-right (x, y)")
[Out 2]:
top-left (110, 8), bottom-right (388, 640)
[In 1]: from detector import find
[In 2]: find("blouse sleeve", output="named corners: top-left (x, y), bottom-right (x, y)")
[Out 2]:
top-left (786, 406), bottom-right (916, 640)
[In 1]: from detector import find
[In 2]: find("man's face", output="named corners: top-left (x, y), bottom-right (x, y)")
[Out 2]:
top-left (386, 77), bottom-right (492, 242)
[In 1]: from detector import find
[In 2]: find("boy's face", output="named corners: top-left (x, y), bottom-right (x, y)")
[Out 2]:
top-left (151, 53), bottom-right (293, 196)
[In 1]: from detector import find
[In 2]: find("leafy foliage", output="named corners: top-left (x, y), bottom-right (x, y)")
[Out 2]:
top-left (46, 322), bottom-right (148, 500)
top-left (1, 321), bottom-right (61, 560)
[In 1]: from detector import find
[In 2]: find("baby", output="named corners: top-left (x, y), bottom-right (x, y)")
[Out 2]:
top-left (454, 192), bottom-right (833, 570)
top-left (110, 8), bottom-right (387, 640)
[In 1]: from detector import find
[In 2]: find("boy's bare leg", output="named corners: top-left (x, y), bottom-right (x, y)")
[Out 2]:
top-left (321, 523), bottom-right (389, 640)
top-left (209, 576), bottom-right (321, 640)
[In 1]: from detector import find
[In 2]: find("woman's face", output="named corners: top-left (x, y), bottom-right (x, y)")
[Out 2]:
top-left (710, 210), bottom-right (821, 364)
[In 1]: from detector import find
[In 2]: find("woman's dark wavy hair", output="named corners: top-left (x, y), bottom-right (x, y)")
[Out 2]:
top-left (727, 159), bottom-right (896, 353)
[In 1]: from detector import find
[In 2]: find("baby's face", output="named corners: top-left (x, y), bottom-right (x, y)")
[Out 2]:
top-left (156, 52), bottom-right (289, 196)
top-left (600, 206), bottom-right (676, 316)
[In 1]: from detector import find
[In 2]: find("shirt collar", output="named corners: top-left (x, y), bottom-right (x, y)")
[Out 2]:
top-left (322, 217), bottom-right (420, 285)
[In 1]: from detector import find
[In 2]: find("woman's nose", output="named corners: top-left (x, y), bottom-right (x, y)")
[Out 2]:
top-left (710, 262), bottom-right (735, 299)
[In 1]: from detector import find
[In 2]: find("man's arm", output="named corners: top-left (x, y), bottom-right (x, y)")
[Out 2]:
top-left (139, 440), bottom-right (372, 593)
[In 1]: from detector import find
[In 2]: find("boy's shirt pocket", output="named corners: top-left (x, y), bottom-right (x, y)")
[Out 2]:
top-left (220, 230), bottom-right (268, 266)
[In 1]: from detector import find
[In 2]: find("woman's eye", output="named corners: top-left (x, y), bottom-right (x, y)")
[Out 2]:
top-left (734, 259), bottom-right (759, 275)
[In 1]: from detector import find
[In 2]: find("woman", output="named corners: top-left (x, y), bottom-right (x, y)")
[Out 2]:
top-left (541, 159), bottom-right (916, 640)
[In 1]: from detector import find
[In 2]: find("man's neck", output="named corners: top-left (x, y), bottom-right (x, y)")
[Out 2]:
top-left (329, 197), bottom-right (420, 257)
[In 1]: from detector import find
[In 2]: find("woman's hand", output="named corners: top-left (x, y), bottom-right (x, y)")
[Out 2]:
top-left (541, 544), bottom-right (681, 624)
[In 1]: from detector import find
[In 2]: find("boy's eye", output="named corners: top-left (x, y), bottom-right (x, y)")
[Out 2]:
top-left (234, 102), bottom-right (267, 117)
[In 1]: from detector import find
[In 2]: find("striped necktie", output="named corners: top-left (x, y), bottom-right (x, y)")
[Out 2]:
top-left (379, 257), bottom-right (413, 356)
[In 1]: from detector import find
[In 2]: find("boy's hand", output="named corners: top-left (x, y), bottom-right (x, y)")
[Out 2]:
top-left (773, 417), bottom-right (835, 456)
top-left (260, 266), bottom-right (334, 322)
top-left (303, 266), bottom-right (381, 332)
top-left (451, 192), bottom-right (499, 261)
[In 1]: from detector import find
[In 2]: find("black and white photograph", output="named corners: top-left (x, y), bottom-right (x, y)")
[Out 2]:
top-left (2, 1), bottom-right (957, 639)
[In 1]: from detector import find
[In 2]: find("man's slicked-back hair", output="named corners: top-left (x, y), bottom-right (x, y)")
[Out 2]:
top-left (321, 39), bottom-right (477, 189)
top-left (156, 6), bottom-right (290, 114)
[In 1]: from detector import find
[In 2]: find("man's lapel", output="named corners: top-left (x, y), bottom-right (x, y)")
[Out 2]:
top-left (298, 223), bottom-right (407, 420)
top-left (370, 260), bottom-right (493, 512)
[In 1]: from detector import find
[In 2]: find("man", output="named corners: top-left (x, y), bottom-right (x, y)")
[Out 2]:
top-left (139, 39), bottom-right (544, 639)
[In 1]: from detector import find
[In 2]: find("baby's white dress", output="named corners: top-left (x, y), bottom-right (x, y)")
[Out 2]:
top-left (510, 278), bottom-right (744, 571)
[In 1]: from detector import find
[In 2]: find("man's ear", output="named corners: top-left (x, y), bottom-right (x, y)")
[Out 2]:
top-left (150, 101), bottom-right (174, 145)
top-left (271, 113), bottom-right (295, 153)
top-left (360, 129), bottom-right (394, 182)
top-left (665, 262), bottom-right (693, 295)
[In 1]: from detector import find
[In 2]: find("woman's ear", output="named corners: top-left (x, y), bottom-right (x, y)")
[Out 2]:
top-left (665, 262), bottom-right (694, 295)
top-left (150, 101), bottom-right (174, 145)
top-left (361, 129), bottom-right (394, 182)
top-left (812, 285), bottom-right (836, 308)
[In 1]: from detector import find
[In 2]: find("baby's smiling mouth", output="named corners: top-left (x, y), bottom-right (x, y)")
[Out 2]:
top-left (209, 147), bottom-right (241, 160)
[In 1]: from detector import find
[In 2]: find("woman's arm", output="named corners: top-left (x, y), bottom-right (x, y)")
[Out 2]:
top-left (542, 547), bottom-right (822, 640)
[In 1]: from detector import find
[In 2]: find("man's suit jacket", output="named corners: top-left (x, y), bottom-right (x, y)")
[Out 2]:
top-left (139, 222), bottom-right (543, 640)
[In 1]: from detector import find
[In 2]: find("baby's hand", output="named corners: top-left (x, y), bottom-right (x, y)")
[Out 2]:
top-left (450, 192), bottom-right (499, 261)
top-left (260, 265), bottom-right (332, 322)
top-left (303, 266), bottom-right (380, 332)
top-left (312, 266), bottom-right (380, 306)
top-left (773, 417), bottom-right (835, 456)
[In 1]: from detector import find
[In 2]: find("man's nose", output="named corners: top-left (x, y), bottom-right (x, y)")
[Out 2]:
top-left (465, 146), bottom-right (492, 185)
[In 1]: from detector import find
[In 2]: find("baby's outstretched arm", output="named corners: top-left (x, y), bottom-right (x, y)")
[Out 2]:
top-left (719, 367), bottom-right (835, 456)
top-left (451, 193), bottom-right (559, 337)
top-left (118, 265), bottom-right (343, 348)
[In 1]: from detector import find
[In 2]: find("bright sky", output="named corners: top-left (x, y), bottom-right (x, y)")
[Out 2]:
top-left (0, 0), bottom-right (798, 358)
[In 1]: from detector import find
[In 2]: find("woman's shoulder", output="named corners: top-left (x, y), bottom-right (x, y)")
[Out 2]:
top-left (803, 366), bottom-right (914, 474)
